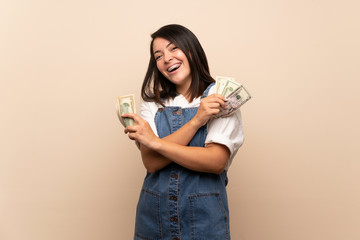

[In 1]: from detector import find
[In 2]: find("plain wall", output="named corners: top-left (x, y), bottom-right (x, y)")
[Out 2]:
top-left (1, 0), bottom-right (359, 239)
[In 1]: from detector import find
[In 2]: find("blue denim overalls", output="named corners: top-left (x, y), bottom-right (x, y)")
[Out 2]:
top-left (135, 83), bottom-right (230, 240)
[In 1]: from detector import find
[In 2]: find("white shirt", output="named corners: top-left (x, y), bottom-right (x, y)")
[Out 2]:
top-left (140, 85), bottom-right (244, 170)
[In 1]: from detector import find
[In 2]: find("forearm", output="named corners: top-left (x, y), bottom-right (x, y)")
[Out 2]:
top-left (124, 104), bottom-right (224, 173)
top-left (153, 140), bottom-right (229, 174)
top-left (162, 117), bottom-right (202, 145)
top-left (140, 144), bottom-right (171, 173)
top-left (140, 118), bottom-right (202, 173)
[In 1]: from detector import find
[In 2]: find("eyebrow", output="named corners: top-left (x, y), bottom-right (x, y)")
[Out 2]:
top-left (153, 41), bottom-right (174, 55)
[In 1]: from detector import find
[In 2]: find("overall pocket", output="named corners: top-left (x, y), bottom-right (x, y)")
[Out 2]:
top-left (189, 193), bottom-right (229, 240)
top-left (134, 188), bottom-right (162, 240)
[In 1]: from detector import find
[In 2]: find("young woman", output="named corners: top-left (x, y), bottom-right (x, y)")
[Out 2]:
top-left (123, 24), bottom-right (244, 240)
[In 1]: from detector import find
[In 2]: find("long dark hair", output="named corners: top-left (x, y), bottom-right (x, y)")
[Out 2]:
top-left (141, 24), bottom-right (215, 106)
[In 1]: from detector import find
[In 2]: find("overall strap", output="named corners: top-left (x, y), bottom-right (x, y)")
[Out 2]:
top-left (201, 82), bottom-right (215, 99)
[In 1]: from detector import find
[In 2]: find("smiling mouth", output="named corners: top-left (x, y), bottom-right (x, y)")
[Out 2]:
top-left (167, 63), bottom-right (181, 72)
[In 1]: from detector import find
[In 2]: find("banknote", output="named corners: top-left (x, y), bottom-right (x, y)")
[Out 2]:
top-left (116, 94), bottom-right (136, 127)
top-left (215, 76), bottom-right (234, 95)
top-left (215, 76), bottom-right (251, 118)
top-left (216, 85), bottom-right (252, 118)
top-left (221, 80), bottom-right (241, 97)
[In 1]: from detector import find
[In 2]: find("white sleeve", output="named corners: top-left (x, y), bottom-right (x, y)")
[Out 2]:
top-left (205, 109), bottom-right (244, 169)
top-left (139, 100), bottom-right (159, 137)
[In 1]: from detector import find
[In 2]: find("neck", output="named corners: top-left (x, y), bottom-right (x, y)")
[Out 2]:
top-left (177, 86), bottom-right (192, 101)
top-left (176, 78), bottom-right (192, 99)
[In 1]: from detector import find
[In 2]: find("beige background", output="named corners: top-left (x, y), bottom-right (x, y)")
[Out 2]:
top-left (1, 0), bottom-right (359, 239)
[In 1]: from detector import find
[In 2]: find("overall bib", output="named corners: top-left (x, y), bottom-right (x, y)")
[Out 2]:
top-left (134, 83), bottom-right (230, 240)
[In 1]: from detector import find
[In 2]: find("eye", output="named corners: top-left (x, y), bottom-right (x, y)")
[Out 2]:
top-left (155, 55), bottom-right (162, 61)
top-left (171, 46), bottom-right (178, 51)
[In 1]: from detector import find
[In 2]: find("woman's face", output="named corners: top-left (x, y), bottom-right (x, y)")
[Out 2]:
top-left (153, 37), bottom-right (192, 95)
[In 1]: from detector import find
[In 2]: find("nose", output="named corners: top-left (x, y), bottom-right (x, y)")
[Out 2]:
top-left (164, 52), bottom-right (173, 62)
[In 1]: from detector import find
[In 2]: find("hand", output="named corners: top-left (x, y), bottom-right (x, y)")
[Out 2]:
top-left (122, 113), bottom-right (160, 150)
top-left (192, 93), bottom-right (226, 127)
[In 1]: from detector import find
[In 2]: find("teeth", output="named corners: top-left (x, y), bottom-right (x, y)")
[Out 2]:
top-left (168, 64), bottom-right (181, 72)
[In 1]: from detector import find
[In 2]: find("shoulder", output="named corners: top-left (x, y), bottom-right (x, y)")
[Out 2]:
top-left (208, 84), bottom-right (216, 95)
top-left (202, 82), bottom-right (216, 97)
top-left (140, 100), bottom-right (159, 116)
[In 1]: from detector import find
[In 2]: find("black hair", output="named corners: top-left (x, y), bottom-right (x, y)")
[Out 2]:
top-left (141, 24), bottom-right (214, 106)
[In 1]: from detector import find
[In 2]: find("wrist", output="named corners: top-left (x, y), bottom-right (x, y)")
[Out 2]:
top-left (150, 137), bottom-right (162, 151)
top-left (190, 116), bottom-right (203, 129)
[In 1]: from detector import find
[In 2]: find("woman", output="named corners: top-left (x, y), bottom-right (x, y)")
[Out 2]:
top-left (123, 24), bottom-right (244, 240)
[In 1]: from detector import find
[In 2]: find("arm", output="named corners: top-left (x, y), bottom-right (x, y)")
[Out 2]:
top-left (138, 117), bottom-right (203, 173)
top-left (152, 140), bottom-right (230, 174)
top-left (159, 93), bottom-right (226, 145)
top-left (124, 94), bottom-right (226, 173)
top-left (127, 118), bottom-right (229, 174)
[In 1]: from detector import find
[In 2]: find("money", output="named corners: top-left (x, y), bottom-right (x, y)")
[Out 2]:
top-left (215, 76), bottom-right (233, 95)
top-left (215, 76), bottom-right (251, 118)
top-left (221, 79), bottom-right (241, 97)
top-left (116, 94), bottom-right (136, 127)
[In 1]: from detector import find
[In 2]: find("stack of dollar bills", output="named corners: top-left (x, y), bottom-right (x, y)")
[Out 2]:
top-left (214, 76), bottom-right (251, 118)
top-left (116, 94), bottom-right (136, 127)
top-left (116, 76), bottom-right (251, 127)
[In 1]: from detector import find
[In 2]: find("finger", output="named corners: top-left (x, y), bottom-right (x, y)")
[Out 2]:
top-left (121, 113), bottom-right (143, 124)
top-left (127, 133), bottom-right (136, 141)
top-left (208, 94), bottom-right (226, 102)
top-left (219, 99), bottom-right (226, 109)
top-left (209, 93), bottom-right (225, 101)
top-left (202, 96), bottom-right (221, 105)
top-left (207, 98), bottom-right (226, 109)
top-left (124, 125), bottom-right (137, 134)
top-left (121, 112), bottom-right (136, 119)
top-left (207, 102), bottom-right (221, 109)
top-left (214, 93), bottom-right (225, 100)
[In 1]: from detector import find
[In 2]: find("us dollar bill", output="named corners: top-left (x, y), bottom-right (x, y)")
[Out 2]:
top-left (215, 76), bottom-right (251, 118)
top-left (221, 79), bottom-right (241, 97)
top-left (216, 85), bottom-right (252, 118)
top-left (116, 94), bottom-right (136, 127)
top-left (215, 76), bottom-right (233, 95)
